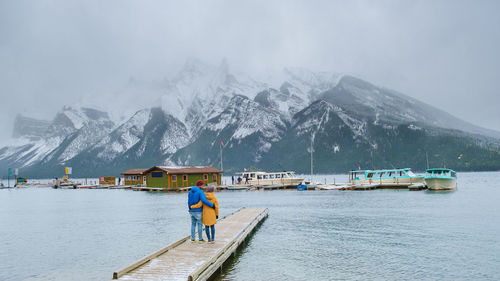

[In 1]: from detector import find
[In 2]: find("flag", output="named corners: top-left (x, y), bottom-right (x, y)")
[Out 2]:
top-left (358, 165), bottom-right (361, 170)
top-left (244, 168), bottom-right (248, 172)
top-left (220, 139), bottom-right (224, 148)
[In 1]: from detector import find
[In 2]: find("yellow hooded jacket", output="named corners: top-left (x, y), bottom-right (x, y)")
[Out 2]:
top-left (190, 192), bottom-right (219, 226)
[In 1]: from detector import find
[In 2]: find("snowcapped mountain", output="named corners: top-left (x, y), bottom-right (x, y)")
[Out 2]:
top-left (0, 107), bottom-right (114, 174)
top-left (87, 107), bottom-right (189, 161)
top-left (319, 76), bottom-right (500, 138)
top-left (2, 59), bottom-right (500, 177)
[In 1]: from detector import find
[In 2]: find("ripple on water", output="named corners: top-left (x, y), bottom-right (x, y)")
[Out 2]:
top-left (1, 172), bottom-right (500, 280)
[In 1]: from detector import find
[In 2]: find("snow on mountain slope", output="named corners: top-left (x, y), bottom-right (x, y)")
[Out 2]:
top-left (205, 95), bottom-right (288, 142)
top-left (281, 67), bottom-right (343, 101)
top-left (89, 107), bottom-right (190, 162)
top-left (3, 58), bottom-right (500, 176)
top-left (293, 100), bottom-right (368, 142)
top-left (254, 88), bottom-right (305, 119)
top-left (319, 75), bottom-right (500, 139)
top-left (56, 117), bottom-right (114, 162)
top-left (0, 107), bottom-right (114, 167)
top-left (162, 59), bottom-right (267, 135)
top-left (1, 137), bottom-right (64, 167)
top-left (160, 115), bottom-right (190, 154)
top-left (94, 108), bottom-right (151, 161)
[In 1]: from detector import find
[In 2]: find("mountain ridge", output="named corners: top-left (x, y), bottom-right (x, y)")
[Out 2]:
top-left (2, 60), bottom-right (500, 177)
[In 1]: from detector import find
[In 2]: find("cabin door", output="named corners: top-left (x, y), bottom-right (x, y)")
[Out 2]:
top-left (143, 176), bottom-right (147, 186)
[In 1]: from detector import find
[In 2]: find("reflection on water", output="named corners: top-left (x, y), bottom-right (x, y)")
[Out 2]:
top-left (1, 172), bottom-right (499, 280)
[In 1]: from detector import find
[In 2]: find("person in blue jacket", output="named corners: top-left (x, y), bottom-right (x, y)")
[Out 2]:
top-left (188, 180), bottom-right (215, 242)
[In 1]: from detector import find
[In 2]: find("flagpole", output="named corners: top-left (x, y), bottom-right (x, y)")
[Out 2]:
top-left (310, 137), bottom-right (313, 182)
top-left (220, 141), bottom-right (223, 171)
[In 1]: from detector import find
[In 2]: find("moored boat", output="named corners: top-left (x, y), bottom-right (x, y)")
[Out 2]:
top-left (425, 168), bottom-right (457, 191)
top-left (234, 171), bottom-right (304, 186)
top-left (348, 168), bottom-right (425, 189)
top-left (52, 176), bottom-right (80, 189)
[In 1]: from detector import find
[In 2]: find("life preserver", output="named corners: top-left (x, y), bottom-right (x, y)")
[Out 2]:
top-left (369, 179), bottom-right (372, 184)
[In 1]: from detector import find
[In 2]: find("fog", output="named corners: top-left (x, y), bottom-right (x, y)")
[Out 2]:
top-left (1, 0), bottom-right (499, 142)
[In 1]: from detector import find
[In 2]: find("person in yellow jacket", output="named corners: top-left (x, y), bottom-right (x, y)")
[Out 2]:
top-left (190, 185), bottom-right (219, 243)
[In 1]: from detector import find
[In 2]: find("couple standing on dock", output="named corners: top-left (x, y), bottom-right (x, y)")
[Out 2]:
top-left (188, 180), bottom-right (219, 243)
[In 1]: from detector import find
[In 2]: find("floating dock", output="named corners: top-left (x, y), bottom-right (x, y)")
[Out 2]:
top-left (340, 183), bottom-right (427, 191)
top-left (113, 207), bottom-right (269, 281)
top-left (131, 184), bottom-right (300, 192)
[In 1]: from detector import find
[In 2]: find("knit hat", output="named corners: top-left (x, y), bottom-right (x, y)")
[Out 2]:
top-left (196, 180), bottom-right (204, 187)
top-left (206, 186), bottom-right (214, 192)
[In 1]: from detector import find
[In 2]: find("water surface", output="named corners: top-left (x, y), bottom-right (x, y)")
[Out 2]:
top-left (1, 172), bottom-right (499, 280)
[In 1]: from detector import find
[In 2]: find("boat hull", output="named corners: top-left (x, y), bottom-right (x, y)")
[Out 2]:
top-left (242, 178), bottom-right (304, 186)
top-left (425, 177), bottom-right (457, 191)
top-left (352, 176), bottom-right (425, 188)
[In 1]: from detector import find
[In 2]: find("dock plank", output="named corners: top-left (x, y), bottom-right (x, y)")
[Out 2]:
top-left (114, 208), bottom-right (269, 281)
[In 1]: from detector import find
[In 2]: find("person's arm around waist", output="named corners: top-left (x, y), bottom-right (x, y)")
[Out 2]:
top-left (190, 200), bottom-right (202, 209)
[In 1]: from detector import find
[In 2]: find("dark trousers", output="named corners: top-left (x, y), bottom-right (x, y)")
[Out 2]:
top-left (205, 225), bottom-right (215, 240)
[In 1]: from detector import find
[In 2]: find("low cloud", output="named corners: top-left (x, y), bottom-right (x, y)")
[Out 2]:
top-left (1, 0), bottom-right (499, 141)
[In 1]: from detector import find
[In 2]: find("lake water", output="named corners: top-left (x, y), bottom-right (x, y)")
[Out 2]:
top-left (1, 172), bottom-right (499, 280)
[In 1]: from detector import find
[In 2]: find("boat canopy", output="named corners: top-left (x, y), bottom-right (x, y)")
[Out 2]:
top-left (349, 168), bottom-right (417, 180)
top-left (425, 168), bottom-right (456, 178)
top-left (235, 171), bottom-right (296, 180)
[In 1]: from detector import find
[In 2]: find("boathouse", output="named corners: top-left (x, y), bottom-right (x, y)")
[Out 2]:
top-left (99, 176), bottom-right (116, 185)
top-left (121, 169), bottom-right (147, 185)
top-left (143, 166), bottom-right (222, 188)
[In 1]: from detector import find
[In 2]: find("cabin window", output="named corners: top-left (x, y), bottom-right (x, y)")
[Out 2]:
top-left (183, 175), bottom-right (188, 181)
top-left (269, 174), bottom-right (275, 179)
top-left (451, 171), bottom-right (456, 177)
top-left (367, 173), bottom-right (374, 178)
top-left (276, 174), bottom-right (281, 178)
top-left (378, 172), bottom-right (385, 178)
top-left (213, 174), bottom-right (217, 182)
top-left (257, 175), bottom-right (262, 179)
top-left (126, 176), bottom-right (131, 180)
top-left (250, 173), bottom-right (255, 178)
top-left (204, 174), bottom-right (208, 180)
top-left (263, 175), bottom-right (268, 179)
top-left (387, 172), bottom-right (394, 177)
top-left (282, 173), bottom-right (287, 178)
top-left (152, 172), bottom-right (163, 178)
top-left (406, 171), bottom-right (416, 177)
top-left (172, 175), bottom-right (177, 182)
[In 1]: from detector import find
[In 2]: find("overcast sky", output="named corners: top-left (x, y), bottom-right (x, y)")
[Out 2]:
top-left (1, 0), bottom-right (499, 142)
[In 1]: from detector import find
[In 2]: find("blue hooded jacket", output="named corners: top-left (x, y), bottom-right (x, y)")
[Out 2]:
top-left (188, 186), bottom-right (214, 212)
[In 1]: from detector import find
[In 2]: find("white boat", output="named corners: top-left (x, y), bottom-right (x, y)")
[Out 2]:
top-left (234, 171), bottom-right (304, 186)
top-left (425, 168), bottom-right (457, 191)
top-left (348, 168), bottom-right (425, 189)
top-left (52, 177), bottom-right (80, 189)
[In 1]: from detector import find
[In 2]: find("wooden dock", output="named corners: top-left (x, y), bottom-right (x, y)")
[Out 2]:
top-left (113, 208), bottom-right (269, 281)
